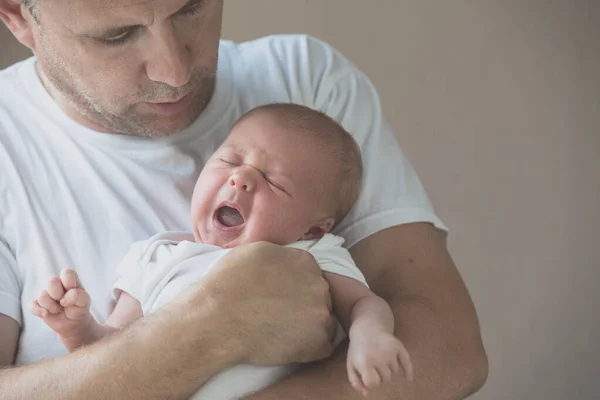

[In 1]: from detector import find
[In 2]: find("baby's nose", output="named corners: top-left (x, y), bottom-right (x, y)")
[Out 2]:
top-left (228, 170), bottom-right (255, 192)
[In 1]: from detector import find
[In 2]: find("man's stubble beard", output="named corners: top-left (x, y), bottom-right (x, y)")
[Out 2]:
top-left (37, 35), bottom-right (217, 138)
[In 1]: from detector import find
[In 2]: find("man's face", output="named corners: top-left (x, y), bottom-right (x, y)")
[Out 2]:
top-left (29, 0), bottom-right (223, 136)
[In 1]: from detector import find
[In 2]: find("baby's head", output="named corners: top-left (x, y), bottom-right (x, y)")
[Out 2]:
top-left (190, 103), bottom-right (362, 248)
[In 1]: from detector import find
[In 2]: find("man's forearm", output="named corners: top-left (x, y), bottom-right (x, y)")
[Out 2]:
top-left (245, 223), bottom-right (489, 400)
top-left (244, 298), bottom-right (487, 400)
top-left (0, 303), bottom-right (237, 400)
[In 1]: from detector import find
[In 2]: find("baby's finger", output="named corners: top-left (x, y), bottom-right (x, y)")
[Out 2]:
top-left (348, 365), bottom-right (361, 388)
top-left (376, 364), bottom-right (393, 382)
top-left (61, 288), bottom-right (90, 308)
top-left (37, 290), bottom-right (62, 314)
top-left (60, 269), bottom-right (82, 291)
top-left (46, 276), bottom-right (66, 301)
top-left (389, 358), bottom-right (401, 375)
top-left (348, 365), bottom-right (369, 396)
top-left (30, 299), bottom-right (48, 318)
top-left (361, 366), bottom-right (382, 389)
top-left (398, 348), bottom-right (414, 381)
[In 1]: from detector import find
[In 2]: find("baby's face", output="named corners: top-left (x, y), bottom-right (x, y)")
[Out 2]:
top-left (190, 113), bottom-right (336, 248)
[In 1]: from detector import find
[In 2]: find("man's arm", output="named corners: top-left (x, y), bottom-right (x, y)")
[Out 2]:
top-left (245, 223), bottom-right (489, 400)
top-left (0, 242), bottom-right (336, 400)
top-left (0, 315), bottom-right (19, 367)
top-left (0, 298), bottom-right (239, 400)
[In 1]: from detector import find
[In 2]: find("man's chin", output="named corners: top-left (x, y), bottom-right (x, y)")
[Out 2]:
top-left (131, 100), bottom-right (208, 137)
top-left (116, 111), bottom-right (199, 137)
top-left (142, 118), bottom-right (197, 137)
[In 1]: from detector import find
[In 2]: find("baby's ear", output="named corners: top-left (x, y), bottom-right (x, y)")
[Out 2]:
top-left (300, 217), bottom-right (335, 241)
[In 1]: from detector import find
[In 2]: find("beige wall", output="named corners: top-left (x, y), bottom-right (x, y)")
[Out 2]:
top-left (2, 1), bottom-right (599, 399)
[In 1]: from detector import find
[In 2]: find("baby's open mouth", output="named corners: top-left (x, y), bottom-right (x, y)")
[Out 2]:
top-left (216, 206), bottom-right (245, 227)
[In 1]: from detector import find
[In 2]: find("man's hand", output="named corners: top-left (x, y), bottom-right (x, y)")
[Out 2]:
top-left (171, 240), bottom-right (337, 366)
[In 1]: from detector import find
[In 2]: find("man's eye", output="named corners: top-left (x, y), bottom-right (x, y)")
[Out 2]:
top-left (99, 30), bottom-right (135, 46)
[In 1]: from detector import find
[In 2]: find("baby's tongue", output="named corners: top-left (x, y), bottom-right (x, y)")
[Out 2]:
top-left (217, 206), bottom-right (244, 227)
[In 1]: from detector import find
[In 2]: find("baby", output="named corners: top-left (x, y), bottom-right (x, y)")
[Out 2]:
top-left (31, 103), bottom-right (413, 398)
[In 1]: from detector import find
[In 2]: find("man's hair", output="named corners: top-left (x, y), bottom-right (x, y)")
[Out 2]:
top-left (238, 103), bottom-right (363, 227)
top-left (20, 0), bottom-right (38, 20)
top-left (20, 0), bottom-right (35, 10)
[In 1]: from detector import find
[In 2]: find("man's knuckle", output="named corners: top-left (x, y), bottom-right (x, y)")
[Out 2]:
top-left (295, 249), bottom-right (315, 265)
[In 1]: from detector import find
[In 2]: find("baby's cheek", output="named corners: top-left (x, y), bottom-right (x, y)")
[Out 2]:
top-left (250, 219), bottom-right (278, 244)
top-left (191, 197), bottom-right (211, 224)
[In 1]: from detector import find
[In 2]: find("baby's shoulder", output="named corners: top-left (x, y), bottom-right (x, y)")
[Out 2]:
top-left (287, 233), bottom-right (347, 253)
top-left (125, 231), bottom-right (196, 262)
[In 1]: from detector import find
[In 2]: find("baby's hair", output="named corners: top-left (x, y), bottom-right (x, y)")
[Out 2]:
top-left (237, 103), bottom-right (363, 227)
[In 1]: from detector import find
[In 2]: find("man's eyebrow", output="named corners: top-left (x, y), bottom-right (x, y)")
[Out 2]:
top-left (89, 0), bottom-right (206, 37)
top-left (175, 0), bottom-right (206, 16)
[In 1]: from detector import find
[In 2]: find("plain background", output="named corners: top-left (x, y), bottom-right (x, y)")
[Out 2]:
top-left (1, 1), bottom-right (599, 399)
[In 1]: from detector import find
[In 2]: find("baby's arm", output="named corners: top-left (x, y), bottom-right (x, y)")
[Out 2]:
top-left (323, 272), bottom-right (414, 396)
top-left (31, 268), bottom-right (143, 352)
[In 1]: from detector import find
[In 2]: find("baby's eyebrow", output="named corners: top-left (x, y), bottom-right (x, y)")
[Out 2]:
top-left (218, 143), bottom-right (244, 154)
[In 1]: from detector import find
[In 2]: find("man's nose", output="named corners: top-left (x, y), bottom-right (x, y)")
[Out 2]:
top-left (145, 25), bottom-right (192, 88)
top-left (228, 168), bottom-right (258, 193)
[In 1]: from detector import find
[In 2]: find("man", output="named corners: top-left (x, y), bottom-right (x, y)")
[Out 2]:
top-left (0, 1), bottom-right (488, 399)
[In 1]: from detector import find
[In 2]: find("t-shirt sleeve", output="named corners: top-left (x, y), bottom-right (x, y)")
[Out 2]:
top-left (0, 237), bottom-right (21, 325)
top-left (308, 235), bottom-right (369, 288)
top-left (112, 240), bottom-right (148, 303)
top-left (288, 36), bottom-right (448, 248)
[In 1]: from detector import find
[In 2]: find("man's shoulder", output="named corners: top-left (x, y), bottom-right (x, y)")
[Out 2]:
top-left (0, 58), bottom-right (37, 189)
top-left (0, 58), bottom-right (25, 83)
top-left (0, 57), bottom-right (38, 138)
top-left (227, 33), bottom-right (355, 77)
top-left (0, 57), bottom-right (35, 106)
top-left (224, 34), bottom-right (333, 59)
top-left (220, 34), bottom-right (354, 109)
top-left (0, 57), bottom-right (43, 158)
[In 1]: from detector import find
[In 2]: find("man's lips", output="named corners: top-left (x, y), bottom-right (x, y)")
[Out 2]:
top-left (145, 93), bottom-right (193, 117)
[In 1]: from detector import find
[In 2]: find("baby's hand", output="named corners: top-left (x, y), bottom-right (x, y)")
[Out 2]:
top-left (30, 268), bottom-right (92, 339)
top-left (347, 327), bottom-right (414, 396)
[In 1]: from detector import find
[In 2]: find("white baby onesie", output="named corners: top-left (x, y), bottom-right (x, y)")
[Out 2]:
top-left (113, 232), bottom-right (368, 400)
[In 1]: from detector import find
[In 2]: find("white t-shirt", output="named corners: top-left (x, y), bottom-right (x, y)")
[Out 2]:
top-left (113, 232), bottom-right (368, 315)
top-left (0, 34), bottom-right (446, 366)
top-left (112, 232), bottom-right (365, 400)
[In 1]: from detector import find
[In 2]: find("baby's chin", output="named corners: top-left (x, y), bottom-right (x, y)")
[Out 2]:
top-left (220, 241), bottom-right (238, 249)
top-left (194, 228), bottom-right (243, 248)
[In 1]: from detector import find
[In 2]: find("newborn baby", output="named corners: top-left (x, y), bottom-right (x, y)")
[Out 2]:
top-left (32, 103), bottom-right (413, 398)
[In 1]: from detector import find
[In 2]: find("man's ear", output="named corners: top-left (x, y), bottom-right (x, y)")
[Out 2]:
top-left (300, 217), bottom-right (336, 241)
top-left (0, 0), bottom-right (37, 51)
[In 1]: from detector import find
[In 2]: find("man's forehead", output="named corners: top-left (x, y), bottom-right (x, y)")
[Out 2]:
top-left (59, 0), bottom-right (168, 10)
top-left (43, 0), bottom-right (189, 29)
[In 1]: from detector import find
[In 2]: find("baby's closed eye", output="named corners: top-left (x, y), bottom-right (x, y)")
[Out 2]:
top-left (219, 158), bottom-right (239, 166)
